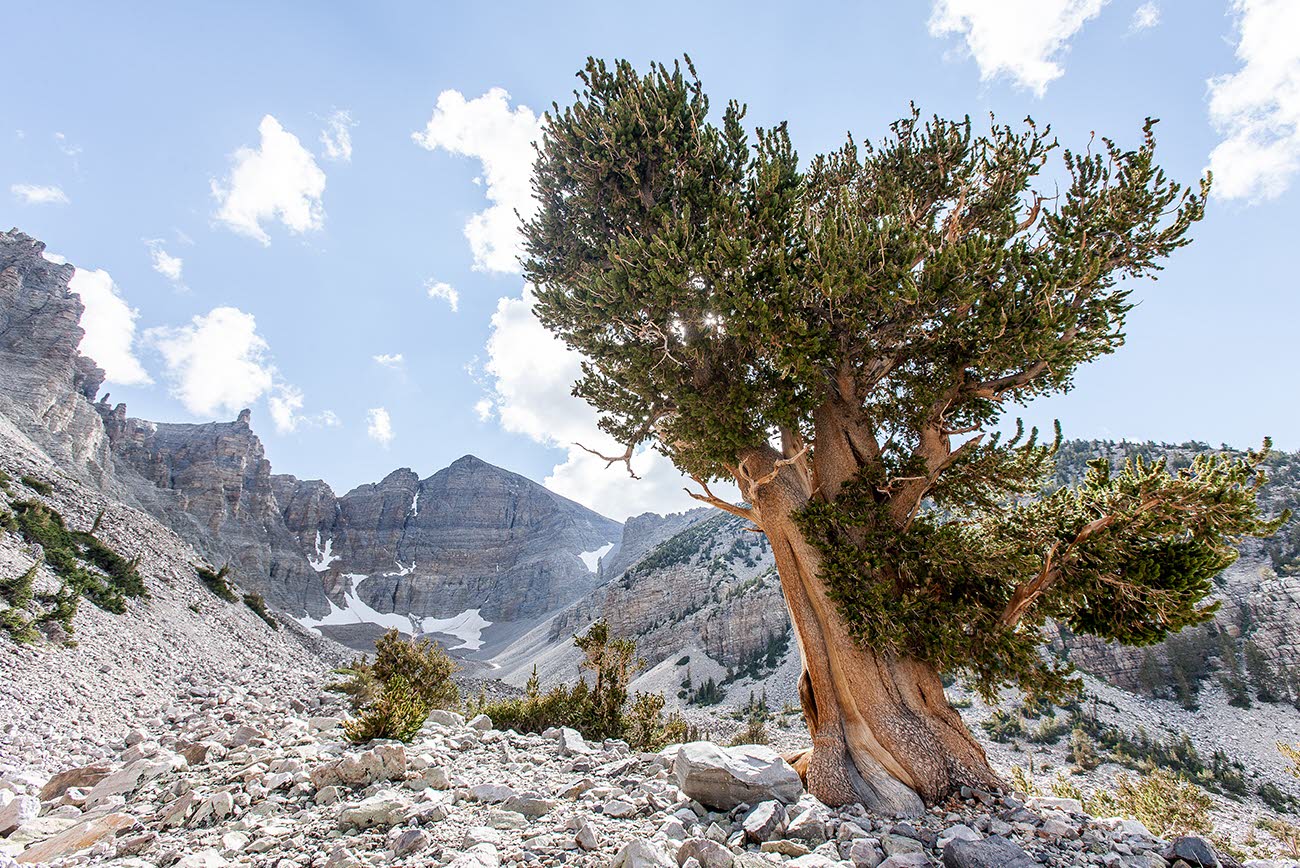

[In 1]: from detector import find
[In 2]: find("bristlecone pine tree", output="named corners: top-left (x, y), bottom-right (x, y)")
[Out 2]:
top-left (522, 57), bottom-right (1286, 816)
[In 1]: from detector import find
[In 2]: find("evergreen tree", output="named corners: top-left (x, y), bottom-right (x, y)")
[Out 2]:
top-left (522, 56), bottom-right (1284, 813)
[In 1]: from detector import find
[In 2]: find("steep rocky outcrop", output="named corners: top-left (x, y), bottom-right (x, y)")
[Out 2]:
top-left (0, 230), bottom-right (112, 478)
top-left (99, 409), bottom-right (331, 616)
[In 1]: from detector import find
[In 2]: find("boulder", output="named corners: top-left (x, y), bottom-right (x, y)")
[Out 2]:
top-left (558, 727), bottom-right (592, 756)
top-left (338, 791), bottom-right (408, 830)
top-left (613, 839), bottom-right (677, 868)
top-left (942, 834), bottom-right (1040, 868)
top-left (1164, 836), bottom-right (1221, 867)
top-left (309, 744), bottom-right (406, 789)
top-left (427, 710), bottom-right (466, 728)
top-left (741, 800), bottom-right (786, 842)
top-left (674, 742), bottom-right (803, 811)
top-left (0, 795), bottom-right (38, 836)
top-left (468, 713), bottom-right (493, 731)
top-left (677, 837), bottom-right (734, 868)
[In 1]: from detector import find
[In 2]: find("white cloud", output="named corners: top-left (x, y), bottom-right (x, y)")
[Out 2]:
top-left (211, 115), bottom-right (327, 245)
top-left (59, 264), bottom-right (152, 387)
top-left (320, 109), bottom-right (356, 162)
top-left (268, 383), bottom-right (340, 434)
top-left (147, 307), bottom-right (275, 416)
top-left (478, 286), bottom-right (734, 520)
top-left (145, 239), bottom-right (184, 285)
top-left (412, 88), bottom-right (542, 273)
top-left (11, 184), bottom-right (69, 205)
top-left (928, 0), bottom-right (1108, 96)
top-left (1207, 0), bottom-right (1300, 201)
top-left (425, 279), bottom-right (460, 312)
top-left (1131, 2), bottom-right (1160, 30)
top-left (366, 407), bottom-right (394, 446)
top-left (372, 353), bottom-right (404, 369)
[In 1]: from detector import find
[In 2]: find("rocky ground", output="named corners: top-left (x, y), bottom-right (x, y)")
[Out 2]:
top-left (1, 668), bottom-right (1277, 868)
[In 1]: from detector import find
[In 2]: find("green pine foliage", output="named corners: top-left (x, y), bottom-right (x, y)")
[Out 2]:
top-left (196, 564), bottom-right (238, 603)
top-left (10, 500), bottom-right (147, 619)
top-left (242, 593), bottom-right (279, 630)
top-left (331, 628), bottom-right (460, 713)
top-left (19, 476), bottom-right (52, 496)
top-left (475, 623), bottom-right (680, 751)
top-left (342, 675), bottom-right (429, 744)
top-left (520, 56), bottom-right (1281, 706)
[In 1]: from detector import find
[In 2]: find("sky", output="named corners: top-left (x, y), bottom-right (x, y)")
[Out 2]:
top-left (2, 1), bottom-right (1297, 521)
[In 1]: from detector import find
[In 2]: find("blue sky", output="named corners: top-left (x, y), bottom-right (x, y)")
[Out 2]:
top-left (2, 1), bottom-right (1297, 520)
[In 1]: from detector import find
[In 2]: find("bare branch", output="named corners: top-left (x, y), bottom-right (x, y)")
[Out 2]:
top-left (685, 476), bottom-right (758, 522)
top-left (574, 441), bottom-right (640, 479)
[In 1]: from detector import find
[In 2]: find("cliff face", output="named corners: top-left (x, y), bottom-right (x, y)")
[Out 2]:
top-left (99, 409), bottom-right (331, 616)
top-left (0, 230), bottom-right (112, 477)
top-left (279, 456), bottom-right (623, 624)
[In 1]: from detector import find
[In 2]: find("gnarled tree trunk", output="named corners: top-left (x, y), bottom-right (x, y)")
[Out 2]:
top-left (738, 446), bottom-right (1002, 817)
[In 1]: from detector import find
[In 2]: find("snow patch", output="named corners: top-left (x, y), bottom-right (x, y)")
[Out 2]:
top-left (421, 609), bottom-right (491, 652)
top-left (294, 574), bottom-right (492, 651)
top-left (309, 531), bottom-right (340, 573)
top-left (295, 574), bottom-right (422, 635)
top-left (578, 542), bottom-right (614, 573)
top-left (384, 559), bottom-right (415, 577)
top-left (409, 489), bottom-right (421, 517)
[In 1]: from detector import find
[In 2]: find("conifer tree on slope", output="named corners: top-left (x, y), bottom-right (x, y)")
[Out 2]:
top-left (522, 57), bottom-right (1284, 816)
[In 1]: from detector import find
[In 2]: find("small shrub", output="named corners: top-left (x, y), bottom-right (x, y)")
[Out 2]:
top-left (1070, 726), bottom-right (1100, 771)
top-left (243, 593), bottom-right (279, 630)
top-left (0, 564), bottom-right (37, 609)
top-left (331, 628), bottom-right (459, 712)
top-left (982, 709), bottom-right (1025, 743)
top-left (1028, 714), bottom-right (1070, 745)
top-left (1282, 743), bottom-right (1300, 778)
top-left (474, 623), bottom-right (676, 751)
top-left (0, 608), bottom-right (39, 643)
top-left (1258, 781), bottom-right (1300, 814)
top-left (0, 508), bottom-right (16, 533)
top-left (196, 564), bottom-right (237, 602)
top-left (1258, 818), bottom-right (1300, 859)
top-left (343, 675), bottom-right (429, 743)
top-left (0, 468), bottom-right (10, 490)
top-left (1086, 769), bottom-right (1214, 838)
top-left (19, 476), bottom-right (52, 496)
top-left (13, 501), bottom-right (147, 613)
top-left (729, 710), bottom-right (769, 746)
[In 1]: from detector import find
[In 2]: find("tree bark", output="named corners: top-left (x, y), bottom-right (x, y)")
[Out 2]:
top-left (738, 447), bottom-right (1002, 816)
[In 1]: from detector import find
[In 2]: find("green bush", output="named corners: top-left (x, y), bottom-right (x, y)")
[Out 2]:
top-left (331, 628), bottom-right (459, 712)
top-left (729, 710), bottom-right (770, 746)
top-left (981, 708), bottom-right (1026, 743)
top-left (1258, 781), bottom-right (1300, 814)
top-left (0, 564), bottom-right (37, 609)
top-left (0, 608), bottom-right (39, 643)
top-left (1069, 726), bottom-right (1100, 771)
top-left (12, 501), bottom-right (147, 613)
top-left (19, 476), bottom-right (52, 496)
top-left (474, 622), bottom-right (678, 751)
top-left (1086, 769), bottom-right (1214, 838)
top-left (0, 469), bottom-right (10, 491)
top-left (342, 675), bottom-right (429, 743)
top-left (243, 593), bottom-right (278, 630)
top-left (196, 564), bottom-right (238, 602)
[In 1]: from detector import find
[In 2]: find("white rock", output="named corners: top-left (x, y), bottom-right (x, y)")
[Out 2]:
top-left (337, 791), bottom-right (408, 830)
top-left (0, 794), bottom-right (38, 836)
top-left (467, 713), bottom-right (493, 731)
top-left (611, 839), bottom-right (676, 868)
top-left (674, 742), bottom-right (803, 811)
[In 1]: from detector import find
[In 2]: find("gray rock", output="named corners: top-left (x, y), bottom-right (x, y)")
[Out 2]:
top-left (677, 837), bottom-right (735, 868)
top-left (848, 839), bottom-right (883, 868)
top-left (337, 791), bottom-right (408, 830)
top-left (468, 713), bottom-right (493, 731)
top-left (942, 834), bottom-right (1039, 868)
top-left (742, 800), bottom-right (786, 842)
top-left (674, 742), bottom-right (803, 811)
top-left (575, 819), bottom-right (600, 851)
top-left (612, 839), bottom-right (677, 868)
top-left (427, 710), bottom-right (466, 728)
top-left (309, 744), bottom-right (406, 789)
top-left (1163, 836), bottom-right (1220, 867)
top-left (391, 828), bottom-right (430, 857)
